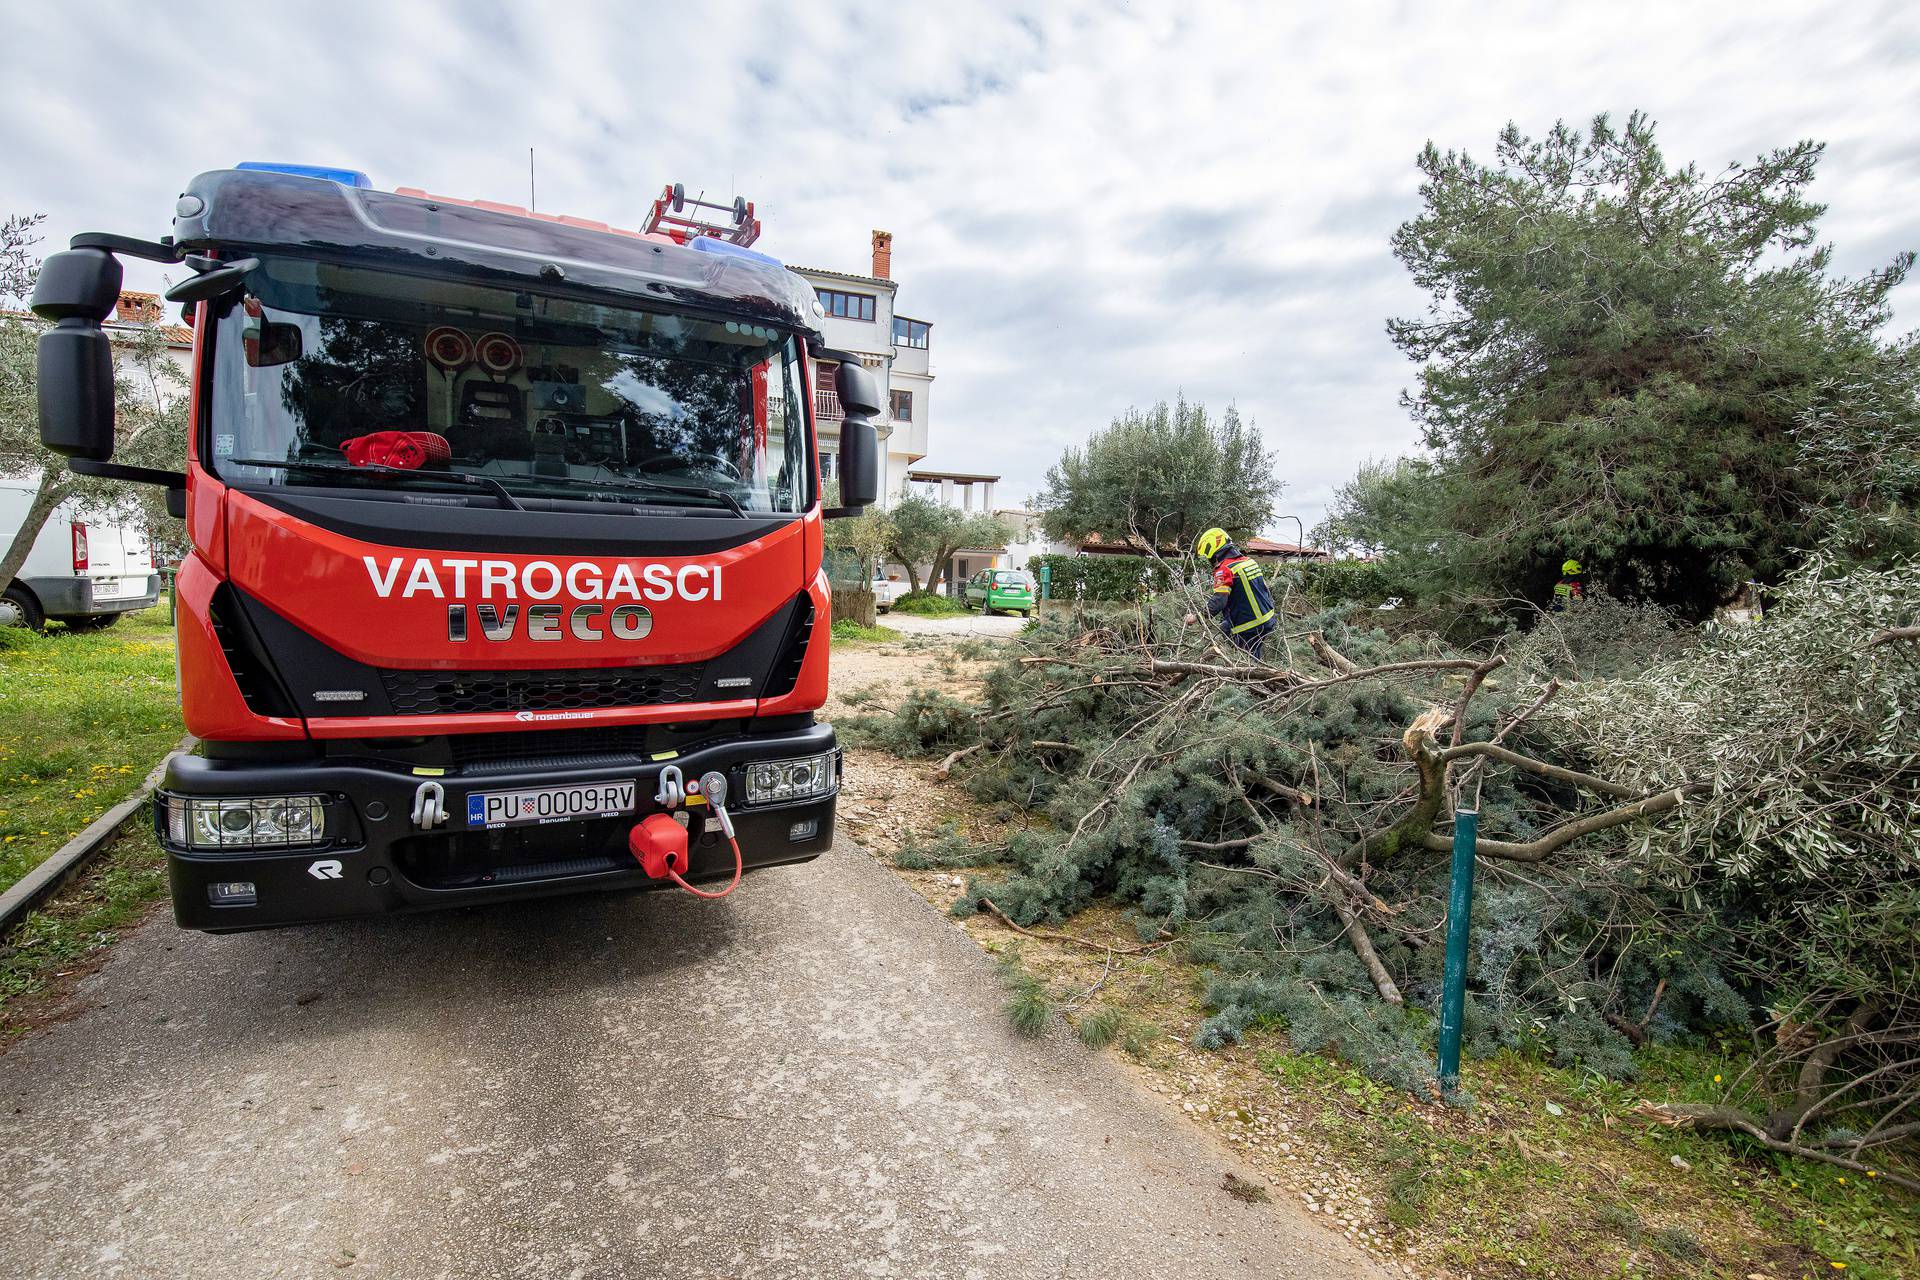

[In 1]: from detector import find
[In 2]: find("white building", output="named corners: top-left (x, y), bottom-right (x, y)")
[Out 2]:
top-left (790, 232), bottom-right (931, 507)
top-left (902, 468), bottom-right (1002, 585)
top-left (903, 467), bottom-right (995, 512)
top-left (996, 508), bottom-right (1076, 573)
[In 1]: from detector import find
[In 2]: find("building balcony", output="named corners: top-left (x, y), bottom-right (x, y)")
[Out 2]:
top-left (815, 387), bottom-right (843, 422)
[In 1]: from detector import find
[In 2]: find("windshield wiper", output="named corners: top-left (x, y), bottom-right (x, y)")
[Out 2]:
top-left (225, 457), bottom-right (526, 511)
top-left (511, 472), bottom-right (748, 518)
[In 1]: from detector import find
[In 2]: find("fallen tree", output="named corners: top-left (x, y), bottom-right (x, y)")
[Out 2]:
top-left (849, 557), bottom-right (1920, 1184)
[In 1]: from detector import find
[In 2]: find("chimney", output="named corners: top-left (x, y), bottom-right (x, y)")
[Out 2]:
top-left (871, 229), bottom-right (893, 281)
top-left (115, 291), bottom-right (163, 324)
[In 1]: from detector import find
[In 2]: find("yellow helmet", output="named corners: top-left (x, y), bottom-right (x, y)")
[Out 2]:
top-left (1562, 559), bottom-right (1583, 576)
top-left (1195, 527), bottom-right (1230, 561)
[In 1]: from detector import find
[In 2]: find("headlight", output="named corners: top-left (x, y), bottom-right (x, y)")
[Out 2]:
top-left (165, 795), bottom-right (329, 849)
top-left (744, 753), bottom-right (838, 805)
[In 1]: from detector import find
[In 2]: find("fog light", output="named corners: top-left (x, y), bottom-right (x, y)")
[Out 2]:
top-left (745, 752), bottom-right (839, 805)
top-left (788, 818), bottom-right (819, 842)
top-left (207, 881), bottom-right (257, 907)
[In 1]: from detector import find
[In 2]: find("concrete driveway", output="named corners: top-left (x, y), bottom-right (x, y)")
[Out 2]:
top-left (0, 838), bottom-right (1391, 1280)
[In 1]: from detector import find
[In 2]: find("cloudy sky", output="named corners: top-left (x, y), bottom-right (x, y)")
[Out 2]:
top-left (5, 1), bottom-right (1916, 532)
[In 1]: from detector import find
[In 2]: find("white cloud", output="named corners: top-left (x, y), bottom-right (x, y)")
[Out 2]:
top-left (3, 0), bottom-right (1914, 531)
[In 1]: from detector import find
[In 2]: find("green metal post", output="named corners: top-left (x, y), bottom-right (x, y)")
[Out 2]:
top-left (1436, 807), bottom-right (1479, 1087)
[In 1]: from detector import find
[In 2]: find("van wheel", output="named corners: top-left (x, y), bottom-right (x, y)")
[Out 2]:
top-left (61, 614), bottom-right (121, 631)
top-left (1, 586), bottom-right (45, 631)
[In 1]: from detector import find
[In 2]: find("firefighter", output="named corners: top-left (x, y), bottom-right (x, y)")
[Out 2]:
top-left (1552, 558), bottom-right (1584, 612)
top-left (1182, 527), bottom-right (1276, 657)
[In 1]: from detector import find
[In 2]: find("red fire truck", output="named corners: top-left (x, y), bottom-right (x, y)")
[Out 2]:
top-left (32, 164), bottom-right (880, 931)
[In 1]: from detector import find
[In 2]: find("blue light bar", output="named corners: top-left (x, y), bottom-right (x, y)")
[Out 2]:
top-left (235, 161), bottom-right (373, 189)
top-left (687, 236), bottom-right (783, 269)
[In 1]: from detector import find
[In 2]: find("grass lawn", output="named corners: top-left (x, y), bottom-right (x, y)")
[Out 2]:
top-left (0, 604), bottom-right (182, 894)
top-left (831, 618), bottom-right (904, 644)
top-left (0, 604), bottom-right (182, 1034)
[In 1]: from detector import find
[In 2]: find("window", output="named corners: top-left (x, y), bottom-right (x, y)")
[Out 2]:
top-left (820, 451), bottom-right (835, 480)
top-left (893, 317), bottom-right (930, 349)
top-left (209, 256), bottom-right (813, 514)
top-left (816, 288), bottom-right (876, 322)
top-left (890, 389), bottom-right (913, 422)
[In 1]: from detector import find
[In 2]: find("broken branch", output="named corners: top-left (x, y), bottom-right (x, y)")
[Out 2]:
top-left (1438, 740), bottom-right (1640, 798)
top-left (1308, 630), bottom-right (1358, 674)
top-left (1448, 655), bottom-right (1507, 746)
top-left (1420, 785), bottom-right (1708, 862)
top-left (1637, 1103), bottom-right (1920, 1193)
top-left (936, 743), bottom-right (983, 778)
top-left (978, 897), bottom-right (1170, 955)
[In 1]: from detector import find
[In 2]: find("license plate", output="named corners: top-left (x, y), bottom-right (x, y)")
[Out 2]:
top-left (465, 781), bottom-right (636, 829)
top-left (92, 578), bottom-right (136, 599)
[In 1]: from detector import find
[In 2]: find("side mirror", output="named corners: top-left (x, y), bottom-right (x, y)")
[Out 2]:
top-left (834, 361), bottom-right (884, 418)
top-left (32, 248), bottom-right (123, 461)
top-left (828, 362), bottom-right (882, 513)
top-left (835, 420), bottom-right (879, 511)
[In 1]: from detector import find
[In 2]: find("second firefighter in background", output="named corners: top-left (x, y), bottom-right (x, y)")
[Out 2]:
top-left (1184, 527), bottom-right (1276, 657)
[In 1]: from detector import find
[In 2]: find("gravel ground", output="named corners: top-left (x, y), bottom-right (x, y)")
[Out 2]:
top-left (877, 610), bottom-right (1030, 637)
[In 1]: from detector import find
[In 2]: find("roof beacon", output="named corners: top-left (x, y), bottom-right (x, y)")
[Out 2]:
top-left (234, 161), bottom-right (373, 188)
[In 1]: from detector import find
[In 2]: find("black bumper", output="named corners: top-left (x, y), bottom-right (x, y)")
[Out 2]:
top-left (157, 722), bottom-right (839, 932)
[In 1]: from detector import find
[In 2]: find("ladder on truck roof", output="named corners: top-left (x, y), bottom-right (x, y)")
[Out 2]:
top-left (643, 184), bottom-right (761, 247)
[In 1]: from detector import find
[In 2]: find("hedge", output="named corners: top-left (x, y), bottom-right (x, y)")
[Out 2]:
top-left (1027, 553), bottom-right (1181, 601)
top-left (1297, 559), bottom-right (1397, 606)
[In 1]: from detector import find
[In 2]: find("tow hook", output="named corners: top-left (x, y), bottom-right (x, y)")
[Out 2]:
top-left (630, 768), bottom-right (742, 899)
top-left (411, 779), bottom-right (447, 828)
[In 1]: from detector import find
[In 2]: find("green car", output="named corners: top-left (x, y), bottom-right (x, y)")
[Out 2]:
top-left (963, 568), bottom-right (1037, 616)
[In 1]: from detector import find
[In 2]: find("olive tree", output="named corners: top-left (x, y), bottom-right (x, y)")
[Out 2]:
top-left (0, 215), bottom-right (186, 596)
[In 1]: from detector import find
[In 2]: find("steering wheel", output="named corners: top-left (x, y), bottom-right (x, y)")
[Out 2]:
top-left (639, 452), bottom-right (741, 481)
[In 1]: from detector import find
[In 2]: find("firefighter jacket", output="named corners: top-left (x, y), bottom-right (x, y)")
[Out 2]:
top-left (1208, 554), bottom-right (1276, 634)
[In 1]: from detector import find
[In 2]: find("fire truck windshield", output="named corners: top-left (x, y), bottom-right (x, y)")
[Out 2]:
top-left (205, 257), bottom-right (811, 514)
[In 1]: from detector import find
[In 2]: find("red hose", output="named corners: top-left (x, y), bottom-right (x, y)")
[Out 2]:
top-left (667, 832), bottom-right (743, 900)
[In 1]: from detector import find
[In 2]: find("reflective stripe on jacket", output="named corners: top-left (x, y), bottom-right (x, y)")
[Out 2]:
top-left (1209, 555), bottom-right (1276, 633)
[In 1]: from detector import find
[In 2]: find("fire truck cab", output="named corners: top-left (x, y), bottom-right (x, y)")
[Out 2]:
top-left (32, 164), bottom-right (880, 931)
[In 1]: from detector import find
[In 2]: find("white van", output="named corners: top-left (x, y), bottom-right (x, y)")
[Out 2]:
top-left (1, 477), bottom-right (161, 630)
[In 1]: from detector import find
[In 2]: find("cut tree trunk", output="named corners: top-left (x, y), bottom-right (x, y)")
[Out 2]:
top-left (831, 588), bottom-right (877, 628)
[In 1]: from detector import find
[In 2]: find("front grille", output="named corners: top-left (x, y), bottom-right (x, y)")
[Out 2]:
top-left (450, 725), bottom-right (655, 768)
top-left (380, 662), bottom-right (707, 715)
top-left (446, 723), bottom-right (735, 772)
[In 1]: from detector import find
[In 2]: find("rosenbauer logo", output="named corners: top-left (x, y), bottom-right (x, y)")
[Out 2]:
top-left (362, 555), bottom-right (722, 643)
